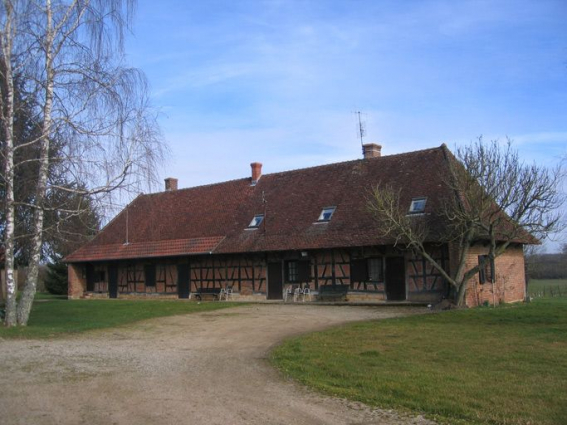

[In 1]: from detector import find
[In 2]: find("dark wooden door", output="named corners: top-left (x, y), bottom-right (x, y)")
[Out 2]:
top-left (267, 262), bottom-right (283, 300)
top-left (86, 264), bottom-right (95, 292)
top-left (177, 263), bottom-right (190, 299)
top-left (108, 265), bottom-right (118, 299)
top-left (385, 257), bottom-right (406, 301)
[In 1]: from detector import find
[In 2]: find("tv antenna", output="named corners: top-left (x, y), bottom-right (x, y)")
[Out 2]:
top-left (354, 111), bottom-right (366, 150)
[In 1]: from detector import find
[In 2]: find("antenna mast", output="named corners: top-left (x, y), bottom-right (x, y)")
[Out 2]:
top-left (355, 111), bottom-right (366, 153)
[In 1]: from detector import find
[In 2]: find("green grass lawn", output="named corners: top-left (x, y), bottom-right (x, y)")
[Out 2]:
top-left (0, 295), bottom-right (239, 339)
top-left (271, 298), bottom-right (567, 425)
top-left (528, 278), bottom-right (567, 297)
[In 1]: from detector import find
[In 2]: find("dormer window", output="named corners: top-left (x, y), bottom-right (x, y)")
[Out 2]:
top-left (248, 214), bottom-right (264, 228)
top-left (409, 197), bottom-right (427, 214)
top-left (318, 206), bottom-right (336, 222)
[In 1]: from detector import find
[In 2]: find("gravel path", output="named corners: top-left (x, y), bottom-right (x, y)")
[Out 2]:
top-left (0, 304), bottom-right (436, 425)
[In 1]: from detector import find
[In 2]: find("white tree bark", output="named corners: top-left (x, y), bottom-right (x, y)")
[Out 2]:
top-left (1, 0), bottom-right (165, 326)
top-left (16, 0), bottom-right (54, 325)
top-left (1, 0), bottom-right (18, 326)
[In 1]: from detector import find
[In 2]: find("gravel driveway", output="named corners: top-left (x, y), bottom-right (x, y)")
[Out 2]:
top-left (0, 304), bottom-right (435, 425)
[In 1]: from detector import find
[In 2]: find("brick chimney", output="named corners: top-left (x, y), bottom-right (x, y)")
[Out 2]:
top-left (362, 143), bottom-right (382, 159)
top-left (164, 177), bottom-right (178, 191)
top-left (250, 162), bottom-right (262, 185)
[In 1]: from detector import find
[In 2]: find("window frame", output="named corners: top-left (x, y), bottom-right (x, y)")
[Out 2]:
top-left (318, 206), bottom-right (336, 222)
top-left (285, 260), bottom-right (310, 283)
top-left (248, 214), bottom-right (264, 229)
top-left (350, 257), bottom-right (384, 283)
top-left (408, 197), bottom-right (427, 214)
top-left (367, 257), bottom-right (384, 282)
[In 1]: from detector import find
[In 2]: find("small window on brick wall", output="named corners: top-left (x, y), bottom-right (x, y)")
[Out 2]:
top-left (478, 255), bottom-right (494, 284)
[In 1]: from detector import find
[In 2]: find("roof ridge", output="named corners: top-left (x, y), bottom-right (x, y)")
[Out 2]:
top-left (147, 145), bottom-right (447, 196)
top-left (246, 145), bottom-right (447, 180)
top-left (144, 176), bottom-right (251, 197)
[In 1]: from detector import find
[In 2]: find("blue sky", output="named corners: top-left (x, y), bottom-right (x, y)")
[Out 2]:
top-left (125, 0), bottom-right (567, 250)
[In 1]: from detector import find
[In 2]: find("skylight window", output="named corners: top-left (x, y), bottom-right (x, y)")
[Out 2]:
top-left (248, 214), bottom-right (264, 228)
top-left (318, 206), bottom-right (336, 222)
top-left (409, 197), bottom-right (427, 214)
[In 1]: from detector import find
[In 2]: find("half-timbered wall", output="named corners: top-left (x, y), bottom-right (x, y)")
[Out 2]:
top-left (71, 245), bottom-right (449, 302)
top-left (188, 255), bottom-right (266, 295)
top-left (406, 245), bottom-right (449, 301)
top-left (155, 263), bottom-right (178, 293)
top-left (313, 249), bottom-right (351, 288)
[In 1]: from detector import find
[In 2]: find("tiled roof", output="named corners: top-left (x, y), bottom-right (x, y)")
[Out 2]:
top-left (65, 237), bottom-right (224, 262)
top-left (64, 145), bottom-right (533, 263)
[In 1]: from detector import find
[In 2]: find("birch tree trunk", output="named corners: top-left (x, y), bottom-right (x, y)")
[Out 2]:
top-left (16, 0), bottom-right (54, 325)
top-left (1, 0), bottom-right (17, 327)
top-left (1, 0), bottom-right (164, 326)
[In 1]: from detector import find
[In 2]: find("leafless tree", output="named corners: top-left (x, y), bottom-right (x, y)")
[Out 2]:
top-left (368, 139), bottom-right (564, 306)
top-left (1, 0), bottom-right (166, 327)
top-left (0, 0), bottom-right (18, 325)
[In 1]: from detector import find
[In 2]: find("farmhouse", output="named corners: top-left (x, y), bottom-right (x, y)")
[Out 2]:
top-left (66, 144), bottom-right (528, 307)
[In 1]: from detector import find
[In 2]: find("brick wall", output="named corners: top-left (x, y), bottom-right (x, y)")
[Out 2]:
top-left (463, 244), bottom-right (526, 307)
top-left (68, 263), bottom-right (86, 299)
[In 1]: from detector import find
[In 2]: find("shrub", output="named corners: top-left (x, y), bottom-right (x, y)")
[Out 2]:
top-left (44, 260), bottom-right (68, 295)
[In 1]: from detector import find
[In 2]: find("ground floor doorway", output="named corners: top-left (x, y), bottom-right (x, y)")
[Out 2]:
top-left (385, 257), bottom-right (406, 301)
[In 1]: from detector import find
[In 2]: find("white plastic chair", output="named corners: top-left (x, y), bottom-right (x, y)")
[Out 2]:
top-left (293, 286), bottom-right (301, 302)
top-left (283, 285), bottom-right (293, 302)
top-left (302, 287), bottom-right (311, 302)
top-left (225, 286), bottom-right (233, 301)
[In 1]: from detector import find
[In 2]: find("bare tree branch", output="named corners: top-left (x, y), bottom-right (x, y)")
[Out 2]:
top-left (368, 139), bottom-right (565, 306)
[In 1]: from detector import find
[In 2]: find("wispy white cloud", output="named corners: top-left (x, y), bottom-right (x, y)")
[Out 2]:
top-left (125, 0), bottom-right (567, 250)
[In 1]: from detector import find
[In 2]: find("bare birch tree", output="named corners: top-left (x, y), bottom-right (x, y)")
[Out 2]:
top-left (1, 0), bottom-right (165, 326)
top-left (0, 0), bottom-right (18, 325)
top-left (368, 139), bottom-right (564, 306)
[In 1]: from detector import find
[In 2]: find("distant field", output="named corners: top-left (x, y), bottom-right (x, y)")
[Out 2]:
top-left (528, 279), bottom-right (567, 297)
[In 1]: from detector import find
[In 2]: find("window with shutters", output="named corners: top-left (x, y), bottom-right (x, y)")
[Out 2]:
top-left (350, 258), bottom-right (384, 283)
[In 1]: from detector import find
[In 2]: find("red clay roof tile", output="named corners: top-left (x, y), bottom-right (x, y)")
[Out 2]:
top-left (65, 145), bottom-right (534, 263)
top-left (65, 237), bottom-right (224, 262)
